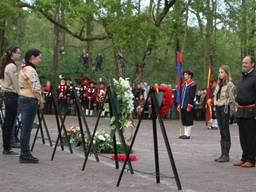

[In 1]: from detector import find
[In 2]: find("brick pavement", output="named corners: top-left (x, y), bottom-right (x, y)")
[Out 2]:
top-left (1, 115), bottom-right (256, 192)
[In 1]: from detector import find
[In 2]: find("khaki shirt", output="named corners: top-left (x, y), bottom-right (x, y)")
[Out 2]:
top-left (19, 65), bottom-right (44, 103)
top-left (0, 63), bottom-right (19, 93)
top-left (214, 81), bottom-right (236, 107)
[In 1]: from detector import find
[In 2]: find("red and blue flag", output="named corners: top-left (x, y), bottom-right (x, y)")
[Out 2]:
top-left (175, 48), bottom-right (183, 104)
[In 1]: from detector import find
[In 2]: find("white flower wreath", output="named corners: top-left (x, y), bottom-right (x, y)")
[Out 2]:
top-left (110, 77), bottom-right (134, 131)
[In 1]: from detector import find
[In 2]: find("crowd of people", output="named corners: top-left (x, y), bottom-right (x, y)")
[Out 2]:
top-left (0, 45), bottom-right (255, 168)
top-left (42, 79), bottom-right (177, 120)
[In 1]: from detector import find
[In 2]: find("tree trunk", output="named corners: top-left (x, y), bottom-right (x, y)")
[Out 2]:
top-left (138, 0), bottom-right (141, 14)
top-left (60, 3), bottom-right (66, 49)
top-left (0, 19), bottom-right (5, 55)
top-left (86, 0), bottom-right (93, 70)
top-left (240, 0), bottom-right (248, 59)
top-left (248, 0), bottom-right (255, 56)
top-left (182, 0), bottom-right (192, 53)
top-left (52, 3), bottom-right (60, 83)
top-left (132, 0), bottom-right (177, 83)
top-left (149, 0), bottom-right (153, 15)
top-left (114, 48), bottom-right (125, 78)
top-left (132, 41), bottom-right (152, 83)
top-left (204, 0), bottom-right (213, 85)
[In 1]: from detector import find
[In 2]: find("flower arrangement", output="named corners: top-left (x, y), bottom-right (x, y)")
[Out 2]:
top-left (61, 77), bottom-right (135, 154)
top-left (110, 77), bottom-right (134, 131)
top-left (62, 126), bottom-right (82, 146)
top-left (62, 127), bottom-right (131, 153)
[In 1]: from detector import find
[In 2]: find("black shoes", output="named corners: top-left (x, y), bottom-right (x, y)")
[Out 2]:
top-left (3, 150), bottom-right (19, 156)
top-left (214, 155), bottom-right (229, 162)
top-left (179, 135), bottom-right (190, 139)
top-left (19, 155), bottom-right (39, 163)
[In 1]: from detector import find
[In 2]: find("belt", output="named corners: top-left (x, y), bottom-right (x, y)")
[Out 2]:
top-left (4, 92), bottom-right (18, 96)
top-left (238, 104), bottom-right (256, 109)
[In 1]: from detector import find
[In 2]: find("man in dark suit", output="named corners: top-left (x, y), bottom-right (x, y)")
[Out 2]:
top-left (234, 55), bottom-right (256, 168)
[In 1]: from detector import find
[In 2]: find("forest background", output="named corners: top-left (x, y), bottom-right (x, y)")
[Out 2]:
top-left (0, 0), bottom-right (255, 88)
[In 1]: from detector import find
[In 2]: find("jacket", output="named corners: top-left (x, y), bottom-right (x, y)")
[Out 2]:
top-left (19, 65), bottom-right (44, 104)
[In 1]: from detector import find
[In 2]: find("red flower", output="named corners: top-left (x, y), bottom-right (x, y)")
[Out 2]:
top-left (159, 85), bottom-right (174, 117)
top-left (111, 154), bottom-right (137, 161)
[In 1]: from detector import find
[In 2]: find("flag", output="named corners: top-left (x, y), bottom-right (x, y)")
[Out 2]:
top-left (175, 47), bottom-right (183, 104)
top-left (205, 56), bottom-right (213, 125)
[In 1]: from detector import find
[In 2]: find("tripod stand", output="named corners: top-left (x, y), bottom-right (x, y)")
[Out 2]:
top-left (51, 87), bottom-right (99, 162)
top-left (82, 86), bottom-right (134, 174)
top-left (116, 88), bottom-right (182, 190)
top-left (51, 90), bottom-right (73, 160)
top-left (31, 108), bottom-right (52, 151)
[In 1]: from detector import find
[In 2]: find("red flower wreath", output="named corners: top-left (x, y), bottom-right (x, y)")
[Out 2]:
top-left (158, 85), bottom-right (174, 117)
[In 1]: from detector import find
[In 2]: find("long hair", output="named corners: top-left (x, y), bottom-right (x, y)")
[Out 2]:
top-left (24, 48), bottom-right (41, 63)
top-left (219, 65), bottom-right (232, 85)
top-left (0, 46), bottom-right (20, 79)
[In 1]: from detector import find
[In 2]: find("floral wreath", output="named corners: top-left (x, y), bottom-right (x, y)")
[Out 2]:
top-left (110, 77), bottom-right (134, 131)
top-left (155, 85), bottom-right (173, 117)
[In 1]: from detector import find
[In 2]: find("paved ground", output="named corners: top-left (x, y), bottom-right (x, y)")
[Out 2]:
top-left (1, 115), bottom-right (256, 192)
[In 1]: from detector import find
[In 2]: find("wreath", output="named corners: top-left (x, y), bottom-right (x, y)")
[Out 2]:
top-left (110, 77), bottom-right (134, 131)
top-left (157, 85), bottom-right (174, 117)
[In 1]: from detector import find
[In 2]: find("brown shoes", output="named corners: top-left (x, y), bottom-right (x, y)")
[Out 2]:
top-left (241, 161), bottom-right (255, 168)
top-left (233, 160), bottom-right (244, 166)
top-left (233, 160), bottom-right (255, 168)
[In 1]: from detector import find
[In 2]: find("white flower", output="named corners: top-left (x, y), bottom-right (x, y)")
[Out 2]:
top-left (124, 120), bottom-right (134, 129)
top-left (97, 134), bottom-right (106, 141)
top-left (104, 133), bottom-right (110, 138)
top-left (110, 77), bottom-right (134, 130)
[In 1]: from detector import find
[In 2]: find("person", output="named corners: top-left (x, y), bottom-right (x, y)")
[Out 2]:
top-left (95, 53), bottom-right (103, 70)
top-left (87, 81), bottom-right (97, 116)
top-left (0, 46), bottom-right (21, 155)
top-left (206, 80), bottom-right (218, 129)
top-left (135, 94), bottom-right (145, 119)
top-left (81, 49), bottom-right (89, 67)
top-left (57, 78), bottom-right (69, 115)
top-left (178, 70), bottom-right (197, 139)
top-left (96, 82), bottom-right (107, 116)
top-left (233, 55), bottom-right (256, 168)
top-left (43, 80), bottom-right (52, 114)
top-left (18, 48), bottom-right (44, 163)
top-left (213, 65), bottom-right (236, 162)
top-left (81, 78), bottom-right (90, 115)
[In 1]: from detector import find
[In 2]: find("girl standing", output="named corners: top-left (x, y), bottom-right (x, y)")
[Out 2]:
top-left (214, 65), bottom-right (236, 162)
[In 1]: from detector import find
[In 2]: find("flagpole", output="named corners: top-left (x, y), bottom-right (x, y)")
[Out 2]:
top-left (175, 40), bottom-right (183, 137)
top-left (205, 56), bottom-right (213, 127)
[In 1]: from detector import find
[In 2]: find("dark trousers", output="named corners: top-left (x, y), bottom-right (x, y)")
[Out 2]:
top-left (2, 92), bottom-right (18, 151)
top-left (58, 100), bottom-right (68, 115)
top-left (44, 96), bottom-right (52, 114)
top-left (19, 96), bottom-right (38, 156)
top-left (237, 118), bottom-right (256, 164)
top-left (216, 106), bottom-right (231, 143)
top-left (181, 109), bottom-right (194, 126)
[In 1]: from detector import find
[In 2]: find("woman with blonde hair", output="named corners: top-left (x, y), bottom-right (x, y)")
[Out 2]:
top-left (214, 65), bottom-right (236, 162)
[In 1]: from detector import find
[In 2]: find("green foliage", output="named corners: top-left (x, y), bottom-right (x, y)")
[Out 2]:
top-left (1, 0), bottom-right (254, 89)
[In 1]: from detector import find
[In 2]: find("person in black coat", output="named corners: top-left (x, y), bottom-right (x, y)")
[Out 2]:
top-left (178, 70), bottom-right (197, 139)
top-left (233, 55), bottom-right (256, 168)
